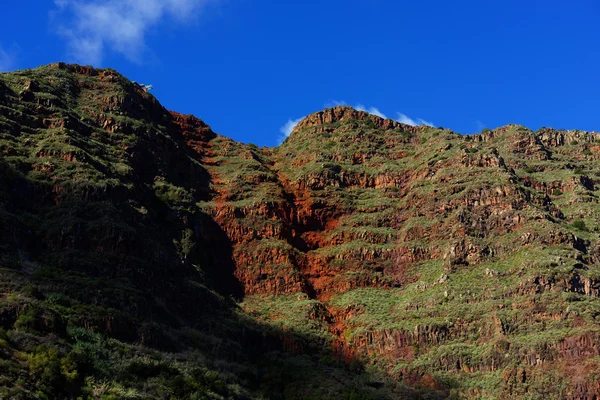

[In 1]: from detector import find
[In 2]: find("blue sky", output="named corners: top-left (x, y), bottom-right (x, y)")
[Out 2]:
top-left (1, 1), bottom-right (599, 146)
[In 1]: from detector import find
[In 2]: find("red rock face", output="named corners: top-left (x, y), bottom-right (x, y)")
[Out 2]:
top-left (195, 110), bottom-right (513, 298)
top-left (170, 111), bottom-right (216, 149)
top-left (166, 106), bottom-right (600, 398)
top-left (4, 64), bottom-right (600, 398)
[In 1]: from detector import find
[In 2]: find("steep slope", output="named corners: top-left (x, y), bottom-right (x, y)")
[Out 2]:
top-left (204, 109), bottom-right (600, 398)
top-left (1, 63), bottom-right (600, 399)
top-left (0, 64), bottom-right (405, 400)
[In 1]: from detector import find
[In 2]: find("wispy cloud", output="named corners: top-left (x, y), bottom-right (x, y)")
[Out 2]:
top-left (325, 100), bottom-right (348, 108)
top-left (396, 112), bottom-right (434, 127)
top-left (326, 100), bottom-right (388, 119)
top-left (0, 45), bottom-right (16, 72)
top-left (278, 117), bottom-right (303, 144)
top-left (475, 120), bottom-right (485, 132)
top-left (355, 104), bottom-right (387, 119)
top-left (52, 0), bottom-right (219, 65)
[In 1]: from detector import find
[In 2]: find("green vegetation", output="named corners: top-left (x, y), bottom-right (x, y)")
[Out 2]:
top-left (571, 219), bottom-right (589, 231)
top-left (0, 66), bottom-right (399, 399)
top-left (2, 65), bottom-right (600, 399)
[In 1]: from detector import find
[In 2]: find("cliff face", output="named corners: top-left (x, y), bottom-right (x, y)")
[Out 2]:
top-left (1, 64), bottom-right (600, 399)
top-left (209, 108), bottom-right (600, 398)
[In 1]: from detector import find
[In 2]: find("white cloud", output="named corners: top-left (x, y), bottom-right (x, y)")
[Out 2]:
top-left (327, 100), bottom-right (389, 119)
top-left (278, 117), bottom-right (303, 144)
top-left (0, 45), bottom-right (16, 72)
top-left (396, 112), bottom-right (434, 127)
top-left (396, 113), bottom-right (417, 126)
top-left (324, 100), bottom-right (347, 107)
top-left (53, 0), bottom-right (218, 65)
top-left (355, 104), bottom-right (387, 119)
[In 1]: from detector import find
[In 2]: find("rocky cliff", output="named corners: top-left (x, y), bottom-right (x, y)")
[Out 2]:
top-left (1, 63), bottom-right (600, 399)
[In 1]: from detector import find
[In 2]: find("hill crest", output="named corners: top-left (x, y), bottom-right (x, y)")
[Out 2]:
top-left (1, 63), bottom-right (600, 399)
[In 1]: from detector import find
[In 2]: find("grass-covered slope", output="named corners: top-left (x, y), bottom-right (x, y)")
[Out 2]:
top-left (2, 63), bottom-right (600, 399)
top-left (0, 64), bottom-right (406, 400)
top-left (245, 109), bottom-right (600, 399)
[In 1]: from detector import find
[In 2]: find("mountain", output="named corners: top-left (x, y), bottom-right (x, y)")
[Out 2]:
top-left (0, 63), bottom-right (599, 399)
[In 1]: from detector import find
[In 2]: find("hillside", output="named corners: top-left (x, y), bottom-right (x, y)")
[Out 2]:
top-left (1, 63), bottom-right (600, 399)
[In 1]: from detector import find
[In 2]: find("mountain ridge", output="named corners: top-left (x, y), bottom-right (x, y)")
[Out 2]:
top-left (1, 63), bottom-right (600, 399)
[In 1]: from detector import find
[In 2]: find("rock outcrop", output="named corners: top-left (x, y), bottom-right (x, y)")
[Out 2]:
top-left (1, 63), bottom-right (600, 399)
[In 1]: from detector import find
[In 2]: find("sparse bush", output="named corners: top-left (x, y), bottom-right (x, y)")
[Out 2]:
top-left (153, 181), bottom-right (193, 206)
top-left (175, 228), bottom-right (196, 260)
top-left (26, 345), bottom-right (79, 395)
top-left (571, 220), bottom-right (588, 231)
top-left (14, 308), bottom-right (37, 332)
top-left (399, 130), bottom-right (415, 139)
top-left (46, 292), bottom-right (73, 307)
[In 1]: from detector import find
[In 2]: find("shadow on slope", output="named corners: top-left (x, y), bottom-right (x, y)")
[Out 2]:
top-left (0, 160), bottom-right (445, 399)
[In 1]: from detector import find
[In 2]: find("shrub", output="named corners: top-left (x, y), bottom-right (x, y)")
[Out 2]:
top-left (46, 292), bottom-right (73, 307)
top-left (552, 189), bottom-right (563, 196)
top-left (574, 168), bottom-right (585, 175)
top-left (0, 329), bottom-right (9, 350)
top-left (14, 308), bottom-right (37, 332)
top-left (153, 181), bottom-right (193, 206)
top-left (571, 220), bottom-right (588, 232)
top-left (399, 130), bottom-right (415, 139)
top-left (22, 285), bottom-right (42, 299)
top-left (27, 345), bottom-right (78, 393)
top-left (481, 128), bottom-right (491, 133)
top-left (174, 229), bottom-right (196, 260)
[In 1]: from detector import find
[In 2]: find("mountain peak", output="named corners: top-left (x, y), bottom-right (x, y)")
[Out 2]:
top-left (290, 106), bottom-right (420, 137)
top-left (48, 62), bottom-right (102, 76)
top-left (2, 64), bottom-right (600, 399)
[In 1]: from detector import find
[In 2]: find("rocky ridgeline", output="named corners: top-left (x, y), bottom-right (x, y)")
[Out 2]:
top-left (290, 106), bottom-right (420, 135)
top-left (200, 108), bottom-right (600, 398)
top-left (1, 64), bottom-right (600, 398)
